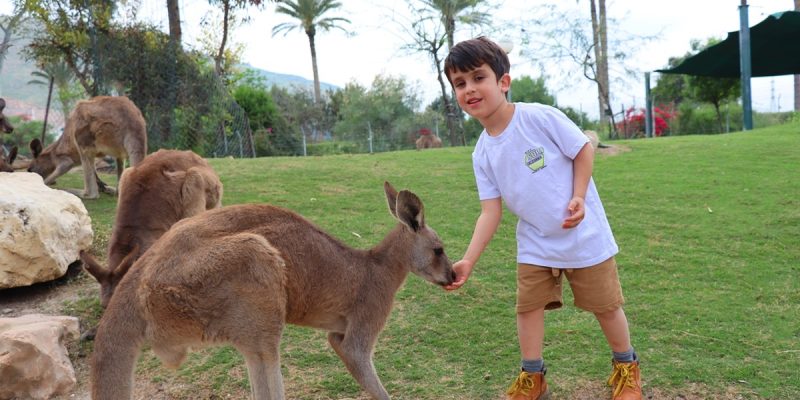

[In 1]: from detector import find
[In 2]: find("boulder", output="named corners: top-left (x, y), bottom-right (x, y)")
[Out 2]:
top-left (0, 172), bottom-right (93, 289)
top-left (584, 130), bottom-right (600, 150)
top-left (0, 314), bottom-right (80, 400)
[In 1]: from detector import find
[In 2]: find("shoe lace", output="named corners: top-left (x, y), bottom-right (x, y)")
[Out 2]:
top-left (506, 371), bottom-right (536, 396)
top-left (607, 362), bottom-right (637, 398)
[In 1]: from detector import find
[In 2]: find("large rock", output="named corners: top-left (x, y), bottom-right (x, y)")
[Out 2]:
top-left (584, 130), bottom-right (600, 150)
top-left (0, 172), bottom-right (93, 289)
top-left (0, 314), bottom-right (80, 400)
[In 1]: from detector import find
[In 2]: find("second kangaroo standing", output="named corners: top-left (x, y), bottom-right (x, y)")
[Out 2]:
top-left (91, 182), bottom-right (455, 400)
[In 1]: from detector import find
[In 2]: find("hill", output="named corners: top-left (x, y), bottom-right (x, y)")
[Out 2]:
top-left (240, 63), bottom-right (339, 93)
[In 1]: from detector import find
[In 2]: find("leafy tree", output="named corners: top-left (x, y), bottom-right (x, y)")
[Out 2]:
top-left (333, 75), bottom-right (419, 151)
top-left (232, 77), bottom-right (294, 156)
top-left (510, 75), bottom-right (555, 105)
top-left (272, 0), bottom-right (350, 103)
top-left (25, 0), bottom-right (116, 96)
top-left (686, 74), bottom-right (739, 133)
top-left (269, 85), bottom-right (329, 155)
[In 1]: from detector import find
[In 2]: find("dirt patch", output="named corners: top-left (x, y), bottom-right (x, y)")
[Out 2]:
top-left (596, 143), bottom-right (632, 156)
top-left (1, 262), bottom-right (90, 318)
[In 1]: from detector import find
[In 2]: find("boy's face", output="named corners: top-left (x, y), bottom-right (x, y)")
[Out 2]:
top-left (449, 63), bottom-right (510, 122)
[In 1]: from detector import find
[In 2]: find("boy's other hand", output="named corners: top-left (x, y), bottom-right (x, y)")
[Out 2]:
top-left (562, 197), bottom-right (585, 229)
top-left (444, 259), bottom-right (475, 291)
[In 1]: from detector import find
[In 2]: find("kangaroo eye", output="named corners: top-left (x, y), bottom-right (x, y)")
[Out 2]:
top-left (433, 248), bottom-right (444, 256)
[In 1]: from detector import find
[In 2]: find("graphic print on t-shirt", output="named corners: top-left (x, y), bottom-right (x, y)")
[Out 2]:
top-left (524, 146), bottom-right (545, 173)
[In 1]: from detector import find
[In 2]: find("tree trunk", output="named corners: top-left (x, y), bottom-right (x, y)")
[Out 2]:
top-left (795, 0), bottom-right (800, 111)
top-left (590, 0), bottom-right (612, 135)
top-left (307, 28), bottom-right (321, 103)
top-left (167, 0), bottom-right (182, 45)
top-left (215, 0), bottom-right (231, 76)
top-left (432, 39), bottom-right (459, 146)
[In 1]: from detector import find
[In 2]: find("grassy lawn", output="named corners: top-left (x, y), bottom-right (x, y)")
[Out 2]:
top-left (70, 122), bottom-right (799, 399)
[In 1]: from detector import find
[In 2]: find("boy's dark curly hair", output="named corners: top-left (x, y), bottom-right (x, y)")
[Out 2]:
top-left (444, 36), bottom-right (510, 85)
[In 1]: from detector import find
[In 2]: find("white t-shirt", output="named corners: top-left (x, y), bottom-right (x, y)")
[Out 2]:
top-left (472, 103), bottom-right (618, 268)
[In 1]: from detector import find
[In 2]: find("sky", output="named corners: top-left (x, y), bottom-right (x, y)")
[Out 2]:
top-left (3, 0), bottom-right (796, 118)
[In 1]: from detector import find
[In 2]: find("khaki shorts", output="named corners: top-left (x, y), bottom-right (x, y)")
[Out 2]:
top-left (516, 257), bottom-right (624, 314)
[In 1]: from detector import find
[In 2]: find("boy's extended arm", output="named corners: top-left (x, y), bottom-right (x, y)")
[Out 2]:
top-left (563, 142), bottom-right (594, 229)
top-left (445, 197), bottom-right (502, 291)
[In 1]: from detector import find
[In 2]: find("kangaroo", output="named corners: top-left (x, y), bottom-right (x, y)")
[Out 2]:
top-left (415, 129), bottom-right (442, 150)
top-left (80, 149), bottom-right (223, 338)
top-left (91, 182), bottom-right (455, 400)
top-left (27, 96), bottom-right (147, 199)
top-left (0, 146), bottom-right (17, 173)
top-left (0, 98), bottom-right (14, 134)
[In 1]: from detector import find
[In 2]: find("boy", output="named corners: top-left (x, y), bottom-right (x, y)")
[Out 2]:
top-left (442, 36), bottom-right (642, 400)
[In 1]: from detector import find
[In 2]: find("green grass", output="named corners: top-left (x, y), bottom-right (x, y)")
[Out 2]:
top-left (66, 122), bottom-right (800, 399)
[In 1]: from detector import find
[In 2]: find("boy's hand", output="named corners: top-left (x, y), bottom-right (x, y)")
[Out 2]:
top-left (444, 259), bottom-right (475, 291)
top-left (562, 197), bottom-right (585, 229)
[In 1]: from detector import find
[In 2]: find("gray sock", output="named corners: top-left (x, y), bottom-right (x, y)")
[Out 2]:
top-left (613, 347), bottom-right (637, 363)
top-left (521, 358), bottom-right (545, 373)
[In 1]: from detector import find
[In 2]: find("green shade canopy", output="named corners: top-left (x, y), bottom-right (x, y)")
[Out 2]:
top-left (656, 11), bottom-right (800, 78)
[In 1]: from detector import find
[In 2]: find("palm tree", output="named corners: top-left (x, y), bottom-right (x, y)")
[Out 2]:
top-left (28, 61), bottom-right (83, 122)
top-left (420, 0), bottom-right (489, 51)
top-left (272, 0), bottom-right (350, 103)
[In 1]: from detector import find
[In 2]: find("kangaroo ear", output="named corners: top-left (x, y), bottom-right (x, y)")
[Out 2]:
top-left (30, 139), bottom-right (43, 158)
top-left (384, 181), bottom-right (399, 218)
top-left (395, 190), bottom-right (425, 232)
top-left (80, 250), bottom-right (109, 283)
top-left (180, 168), bottom-right (207, 217)
top-left (198, 167), bottom-right (223, 209)
top-left (111, 245), bottom-right (139, 284)
top-left (8, 146), bottom-right (17, 165)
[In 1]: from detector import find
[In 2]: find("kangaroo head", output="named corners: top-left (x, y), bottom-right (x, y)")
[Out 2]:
top-left (384, 181), bottom-right (455, 287)
top-left (27, 138), bottom-right (56, 178)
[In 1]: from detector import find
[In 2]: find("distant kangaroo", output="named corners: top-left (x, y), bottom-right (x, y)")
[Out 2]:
top-left (91, 182), bottom-right (455, 400)
top-left (27, 96), bottom-right (147, 199)
top-left (0, 98), bottom-right (14, 134)
top-left (80, 149), bottom-right (223, 311)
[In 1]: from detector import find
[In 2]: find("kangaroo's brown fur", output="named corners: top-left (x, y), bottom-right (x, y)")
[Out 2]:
top-left (415, 134), bottom-right (442, 149)
top-left (91, 182), bottom-right (454, 400)
top-left (0, 146), bottom-right (17, 173)
top-left (0, 98), bottom-right (14, 134)
top-left (27, 96), bottom-right (147, 199)
top-left (80, 149), bottom-right (223, 312)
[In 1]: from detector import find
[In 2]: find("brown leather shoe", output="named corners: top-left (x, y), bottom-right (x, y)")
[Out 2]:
top-left (607, 360), bottom-right (642, 400)
top-left (506, 368), bottom-right (550, 400)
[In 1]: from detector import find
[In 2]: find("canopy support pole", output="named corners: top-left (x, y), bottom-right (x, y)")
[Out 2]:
top-left (644, 72), bottom-right (654, 137)
top-left (739, 0), bottom-right (753, 130)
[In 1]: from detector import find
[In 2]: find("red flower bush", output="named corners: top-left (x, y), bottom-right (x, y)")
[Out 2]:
top-left (617, 104), bottom-right (676, 138)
